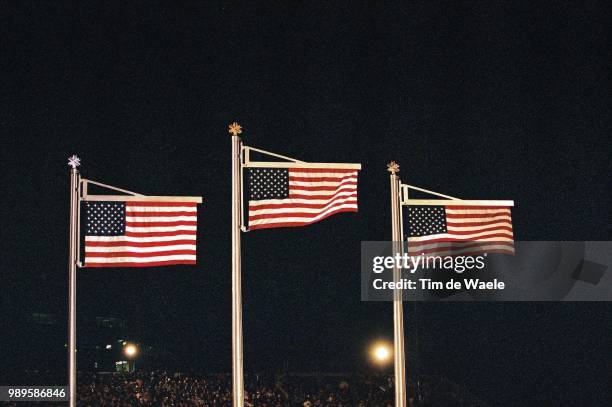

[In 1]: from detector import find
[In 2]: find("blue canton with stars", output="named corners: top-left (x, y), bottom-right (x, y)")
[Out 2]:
top-left (248, 168), bottom-right (289, 200)
top-left (85, 201), bottom-right (126, 236)
top-left (406, 206), bottom-right (448, 237)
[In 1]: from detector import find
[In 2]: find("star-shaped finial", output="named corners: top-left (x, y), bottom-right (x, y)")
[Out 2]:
top-left (387, 161), bottom-right (399, 174)
top-left (68, 155), bottom-right (81, 169)
top-left (228, 122), bottom-right (242, 137)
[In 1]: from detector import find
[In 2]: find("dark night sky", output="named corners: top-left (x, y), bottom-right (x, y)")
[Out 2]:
top-left (2, 1), bottom-right (611, 405)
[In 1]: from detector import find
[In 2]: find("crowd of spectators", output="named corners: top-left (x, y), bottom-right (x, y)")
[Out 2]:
top-left (76, 371), bottom-right (394, 406)
top-left (2, 371), bottom-right (487, 406)
top-left (74, 371), bottom-right (487, 407)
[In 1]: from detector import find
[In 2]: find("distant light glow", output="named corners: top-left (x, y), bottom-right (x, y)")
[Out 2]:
top-left (124, 344), bottom-right (137, 357)
top-left (369, 341), bottom-right (392, 365)
top-left (106, 344), bottom-right (112, 349)
top-left (375, 345), bottom-right (390, 361)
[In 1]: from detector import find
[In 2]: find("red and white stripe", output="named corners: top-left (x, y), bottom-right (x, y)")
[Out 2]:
top-left (84, 201), bottom-right (198, 267)
top-left (248, 168), bottom-right (358, 230)
top-left (407, 205), bottom-right (514, 256)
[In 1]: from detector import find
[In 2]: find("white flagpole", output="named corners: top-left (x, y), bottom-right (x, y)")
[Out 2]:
top-left (67, 155), bottom-right (81, 407)
top-left (229, 123), bottom-right (244, 407)
top-left (388, 161), bottom-right (407, 407)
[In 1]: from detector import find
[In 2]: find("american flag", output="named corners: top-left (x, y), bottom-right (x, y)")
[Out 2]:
top-left (247, 167), bottom-right (359, 230)
top-left (83, 200), bottom-right (198, 267)
top-left (406, 205), bottom-right (514, 256)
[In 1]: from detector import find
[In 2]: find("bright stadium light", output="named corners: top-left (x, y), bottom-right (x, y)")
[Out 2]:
top-left (375, 345), bottom-right (389, 360)
top-left (124, 344), bottom-right (137, 357)
top-left (370, 341), bottom-right (392, 365)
